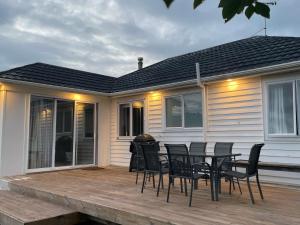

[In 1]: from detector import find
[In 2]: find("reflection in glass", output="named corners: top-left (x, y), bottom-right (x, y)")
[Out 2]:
top-left (75, 103), bottom-right (95, 165)
top-left (55, 100), bottom-right (74, 167)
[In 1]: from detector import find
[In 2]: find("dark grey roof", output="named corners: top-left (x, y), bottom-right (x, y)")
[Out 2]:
top-left (0, 63), bottom-right (117, 93)
top-left (113, 36), bottom-right (300, 92)
top-left (1, 36), bottom-right (300, 94)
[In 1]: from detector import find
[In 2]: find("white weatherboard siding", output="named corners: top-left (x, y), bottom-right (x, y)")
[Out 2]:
top-left (0, 83), bottom-right (111, 176)
top-left (110, 87), bottom-right (204, 167)
top-left (206, 75), bottom-right (299, 185)
top-left (110, 75), bottom-right (300, 186)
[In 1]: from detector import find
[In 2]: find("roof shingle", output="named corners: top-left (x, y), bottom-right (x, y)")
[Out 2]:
top-left (1, 36), bottom-right (300, 94)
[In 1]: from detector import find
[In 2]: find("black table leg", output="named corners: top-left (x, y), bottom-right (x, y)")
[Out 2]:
top-left (211, 158), bottom-right (219, 201)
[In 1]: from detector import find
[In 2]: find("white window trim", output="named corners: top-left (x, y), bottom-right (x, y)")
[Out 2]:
top-left (264, 79), bottom-right (299, 140)
top-left (163, 92), bottom-right (203, 131)
top-left (117, 99), bottom-right (145, 139)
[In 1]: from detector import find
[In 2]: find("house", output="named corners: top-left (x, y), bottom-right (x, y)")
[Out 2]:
top-left (0, 36), bottom-right (299, 186)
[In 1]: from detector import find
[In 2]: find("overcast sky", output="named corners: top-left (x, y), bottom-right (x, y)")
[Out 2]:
top-left (0, 0), bottom-right (299, 77)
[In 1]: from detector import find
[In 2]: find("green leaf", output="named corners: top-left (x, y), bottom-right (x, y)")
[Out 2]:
top-left (254, 2), bottom-right (270, 18)
top-left (220, 0), bottom-right (242, 22)
top-left (193, 0), bottom-right (205, 9)
top-left (245, 4), bottom-right (255, 19)
top-left (163, 0), bottom-right (174, 8)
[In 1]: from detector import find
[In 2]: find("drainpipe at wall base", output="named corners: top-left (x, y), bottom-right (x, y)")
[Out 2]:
top-left (196, 62), bottom-right (208, 143)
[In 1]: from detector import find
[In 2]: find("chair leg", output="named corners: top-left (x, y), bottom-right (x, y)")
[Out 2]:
top-left (219, 177), bottom-right (222, 194)
top-left (232, 179), bottom-right (236, 190)
top-left (205, 178), bottom-right (208, 186)
top-left (180, 178), bottom-right (183, 193)
top-left (210, 171), bottom-right (214, 201)
top-left (256, 174), bottom-right (264, 200)
top-left (167, 177), bottom-right (171, 202)
top-left (152, 174), bottom-right (155, 188)
top-left (141, 171), bottom-right (146, 193)
top-left (184, 178), bottom-right (188, 196)
top-left (157, 174), bottom-right (162, 197)
top-left (229, 178), bottom-right (232, 195)
top-left (237, 178), bottom-right (242, 195)
top-left (136, 159), bottom-right (139, 184)
top-left (189, 179), bottom-right (194, 207)
top-left (247, 177), bottom-right (255, 204)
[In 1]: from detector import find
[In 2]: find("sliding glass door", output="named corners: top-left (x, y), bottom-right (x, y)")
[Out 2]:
top-left (55, 100), bottom-right (74, 167)
top-left (28, 96), bottom-right (96, 171)
top-left (28, 97), bottom-right (55, 169)
top-left (75, 103), bottom-right (95, 165)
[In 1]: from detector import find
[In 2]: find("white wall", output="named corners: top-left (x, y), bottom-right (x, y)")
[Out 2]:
top-left (110, 87), bottom-right (204, 167)
top-left (205, 75), bottom-right (299, 186)
top-left (0, 83), bottom-right (111, 176)
top-left (110, 75), bottom-right (300, 186)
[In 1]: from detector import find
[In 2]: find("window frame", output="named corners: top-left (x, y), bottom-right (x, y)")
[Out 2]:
top-left (164, 91), bottom-right (203, 130)
top-left (265, 79), bottom-right (298, 138)
top-left (117, 100), bottom-right (145, 138)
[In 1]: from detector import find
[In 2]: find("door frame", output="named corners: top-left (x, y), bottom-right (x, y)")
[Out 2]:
top-left (25, 94), bottom-right (97, 173)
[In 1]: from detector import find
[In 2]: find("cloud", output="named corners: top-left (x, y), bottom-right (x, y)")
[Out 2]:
top-left (0, 0), bottom-right (299, 77)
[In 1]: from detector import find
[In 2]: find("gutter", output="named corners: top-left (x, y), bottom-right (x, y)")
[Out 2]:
top-left (201, 60), bottom-right (300, 82)
top-left (0, 78), bottom-right (109, 96)
top-left (109, 79), bottom-right (198, 97)
top-left (196, 63), bottom-right (207, 143)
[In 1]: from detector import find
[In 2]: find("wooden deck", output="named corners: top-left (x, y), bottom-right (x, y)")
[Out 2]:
top-left (3, 166), bottom-right (300, 225)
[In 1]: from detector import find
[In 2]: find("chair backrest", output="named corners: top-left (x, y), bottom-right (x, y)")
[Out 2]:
top-left (165, 144), bottom-right (191, 178)
top-left (247, 143), bottom-right (264, 176)
top-left (141, 143), bottom-right (161, 172)
top-left (189, 142), bottom-right (207, 164)
top-left (214, 142), bottom-right (234, 171)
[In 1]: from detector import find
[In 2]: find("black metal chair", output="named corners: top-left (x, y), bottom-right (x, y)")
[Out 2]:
top-left (189, 142), bottom-right (210, 186)
top-left (214, 142), bottom-right (242, 194)
top-left (140, 143), bottom-right (169, 196)
top-left (223, 143), bottom-right (265, 204)
top-left (165, 144), bottom-right (206, 207)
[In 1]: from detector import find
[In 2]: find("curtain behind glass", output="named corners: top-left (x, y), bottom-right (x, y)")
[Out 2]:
top-left (166, 96), bottom-right (182, 127)
top-left (184, 93), bottom-right (202, 127)
top-left (28, 97), bottom-right (54, 169)
top-left (132, 101), bottom-right (144, 136)
top-left (268, 82), bottom-right (294, 134)
top-left (75, 103), bottom-right (95, 165)
top-left (119, 104), bottom-right (130, 136)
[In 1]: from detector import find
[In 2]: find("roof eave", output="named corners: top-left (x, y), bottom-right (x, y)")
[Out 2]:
top-left (0, 78), bottom-right (110, 96)
top-left (201, 60), bottom-right (300, 82)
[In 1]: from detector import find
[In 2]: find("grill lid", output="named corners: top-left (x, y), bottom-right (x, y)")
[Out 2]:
top-left (133, 134), bottom-right (155, 142)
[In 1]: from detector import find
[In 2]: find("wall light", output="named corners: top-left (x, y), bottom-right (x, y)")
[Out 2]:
top-left (149, 91), bottom-right (161, 101)
top-left (227, 79), bottom-right (238, 91)
top-left (74, 94), bottom-right (81, 101)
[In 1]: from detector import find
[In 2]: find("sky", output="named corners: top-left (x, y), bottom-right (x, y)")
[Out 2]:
top-left (0, 0), bottom-right (299, 77)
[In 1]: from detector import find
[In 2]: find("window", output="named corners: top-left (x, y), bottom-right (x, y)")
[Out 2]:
top-left (84, 105), bottom-right (94, 138)
top-left (266, 80), bottom-right (300, 136)
top-left (119, 101), bottom-right (144, 137)
top-left (56, 107), bottom-right (73, 133)
top-left (165, 92), bottom-right (202, 128)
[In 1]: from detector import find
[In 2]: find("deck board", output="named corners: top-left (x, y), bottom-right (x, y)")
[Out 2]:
top-left (3, 166), bottom-right (300, 225)
top-left (0, 190), bottom-right (79, 225)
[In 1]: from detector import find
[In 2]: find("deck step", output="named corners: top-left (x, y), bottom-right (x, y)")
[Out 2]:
top-left (0, 190), bottom-right (82, 225)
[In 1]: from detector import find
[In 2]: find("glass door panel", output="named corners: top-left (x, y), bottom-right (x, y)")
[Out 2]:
top-left (28, 96), bottom-right (54, 169)
top-left (75, 103), bottom-right (95, 165)
top-left (55, 100), bottom-right (74, 167)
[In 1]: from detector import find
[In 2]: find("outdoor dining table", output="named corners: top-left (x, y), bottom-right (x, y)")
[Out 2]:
top-left (159, 152), bottom-right (242, 201)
